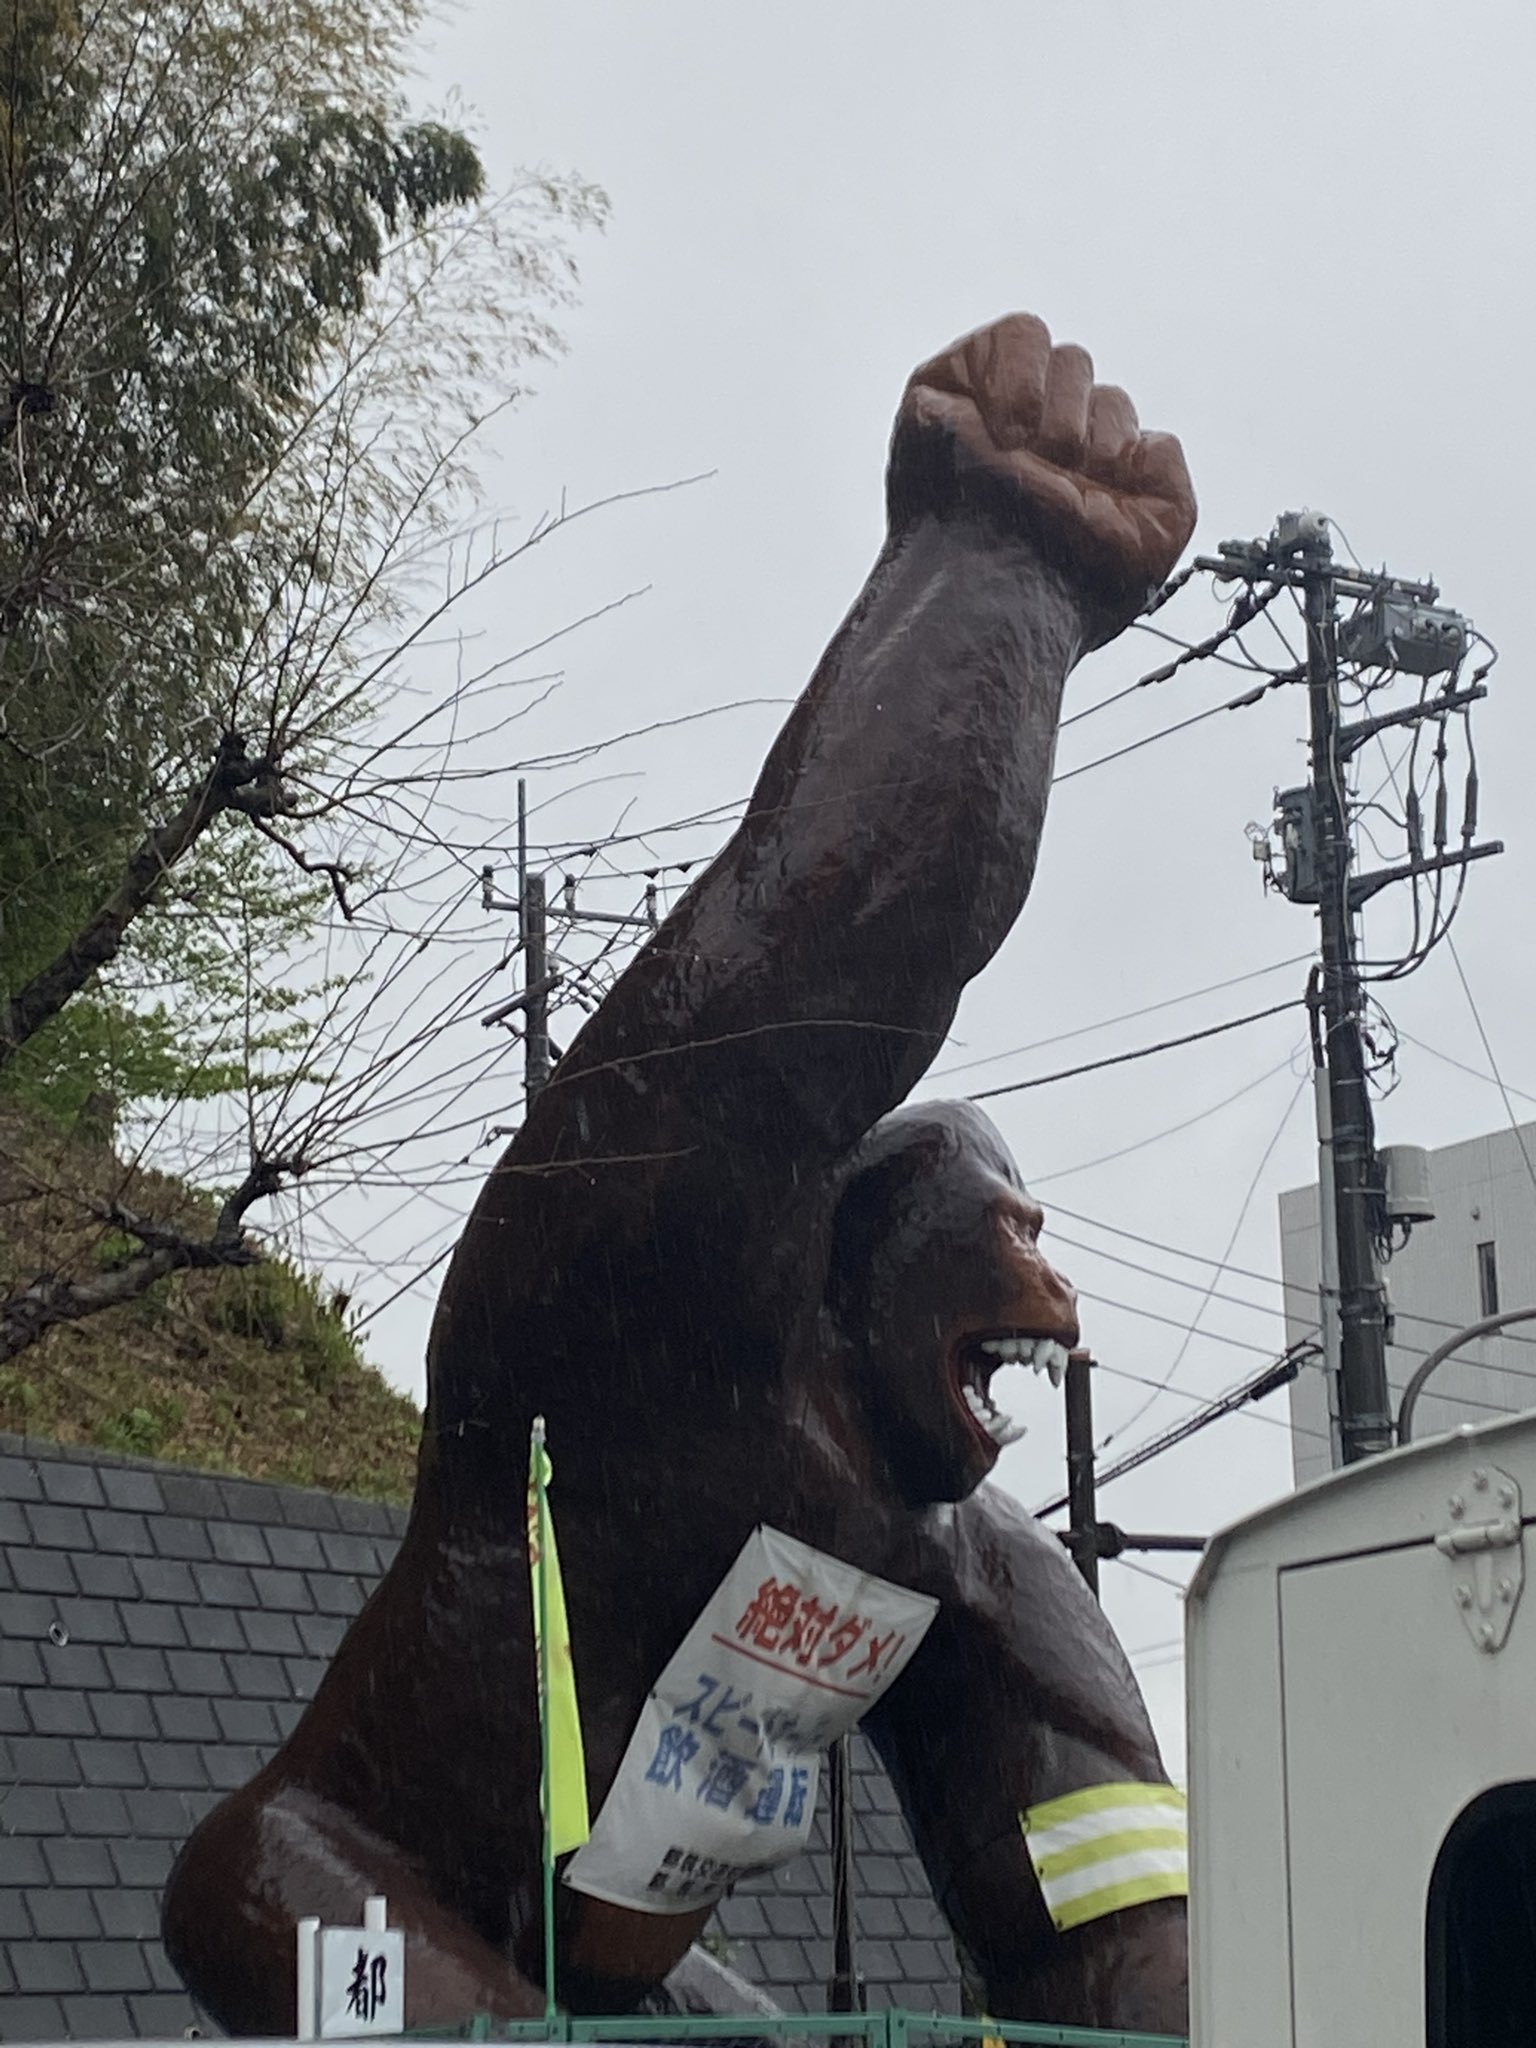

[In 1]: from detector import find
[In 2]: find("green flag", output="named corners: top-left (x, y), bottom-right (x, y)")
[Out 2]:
top-left (527, 1418), bottom-right (591, 1858)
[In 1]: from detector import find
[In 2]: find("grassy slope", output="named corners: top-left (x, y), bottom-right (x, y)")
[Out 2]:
top-left (0, 1101), bottom-right (421, 1502)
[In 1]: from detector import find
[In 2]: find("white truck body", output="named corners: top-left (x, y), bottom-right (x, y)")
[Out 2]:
top-left (1186, 1408), bottom-right (1536, 2047)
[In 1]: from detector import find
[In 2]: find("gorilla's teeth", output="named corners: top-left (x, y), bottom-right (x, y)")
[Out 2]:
top-left (1039, 1339), bottom-right (1070, 1388)
top-left (986, 1410), bottom-right (1027, 1447)
top-left (962, 1384), bottom-right (992, 1425)
top-left (984, 1335), bottom-right (1038, 1363)
top-left (973, 1335), bottom-right (1071, 1390)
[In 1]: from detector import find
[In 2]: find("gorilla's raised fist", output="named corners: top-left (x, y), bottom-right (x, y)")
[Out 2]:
top-left (889, 311), bottom-right (1196, 646)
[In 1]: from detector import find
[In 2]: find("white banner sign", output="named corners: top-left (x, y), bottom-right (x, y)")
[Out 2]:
top-left (316, 1926), bottom-right (405, 2038)
top-left (564, 1525), bottom-right (937, 1915)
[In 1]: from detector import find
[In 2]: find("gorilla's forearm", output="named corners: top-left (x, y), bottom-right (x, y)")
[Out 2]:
top-left (545, 507), bottom-right (1088, 1164)
top-left (429, 499), bottom-right (1092, 1435)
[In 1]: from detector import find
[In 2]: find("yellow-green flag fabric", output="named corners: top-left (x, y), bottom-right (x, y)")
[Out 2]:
top-left (527, 1429), bottom-right (591, 1856)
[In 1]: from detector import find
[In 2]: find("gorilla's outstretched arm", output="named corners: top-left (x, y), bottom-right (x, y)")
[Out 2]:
top-left (428, 317), bottom-right (1195, 1446)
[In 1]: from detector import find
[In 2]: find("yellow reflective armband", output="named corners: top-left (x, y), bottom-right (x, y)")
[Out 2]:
top-left (1021, 1781), bottom-right (1187, 1933)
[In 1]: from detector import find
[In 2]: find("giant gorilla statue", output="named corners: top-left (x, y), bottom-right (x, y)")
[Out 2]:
top-left (164, 312), bottom-right (1198, 2036)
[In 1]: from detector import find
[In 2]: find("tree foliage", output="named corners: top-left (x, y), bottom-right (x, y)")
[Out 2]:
top-left (0, 0), bottom-right (604, 1121)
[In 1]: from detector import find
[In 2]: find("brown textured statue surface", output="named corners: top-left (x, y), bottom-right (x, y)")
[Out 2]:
top-left (164, 312), bottom-right (1198, 2036)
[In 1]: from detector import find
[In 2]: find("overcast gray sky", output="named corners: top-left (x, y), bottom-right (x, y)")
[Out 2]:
top-left (300, 1), bottom-right (1536, 1778)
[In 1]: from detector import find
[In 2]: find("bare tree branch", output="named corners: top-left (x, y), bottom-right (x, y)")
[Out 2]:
top-left (0, 1151), bottom-right (305, 1363)
top-left (0, 732), bottom-right (285, 1066)
top-left (249, 817), bottom-right (356, 918)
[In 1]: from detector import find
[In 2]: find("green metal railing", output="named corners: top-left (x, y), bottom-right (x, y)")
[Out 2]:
top-left (411, 2008), bottom-right (1185, 2048)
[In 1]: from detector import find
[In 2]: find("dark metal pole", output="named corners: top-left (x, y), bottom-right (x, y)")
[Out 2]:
top-left (1301, 532), bottom-right (1391, 1462)
top-left (515, 778), bottom-right (551, 1102)
top-left (523, 872), bottom-right (549, 1100)
top-left (828, 1735), bottom-right (859, 2013)
top-left (1064, 1350), bottom-right (1099, 1595)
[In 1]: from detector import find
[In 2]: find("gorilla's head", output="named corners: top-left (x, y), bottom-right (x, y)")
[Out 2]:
top-left (825, 1100), bottom-right (1078, 1504)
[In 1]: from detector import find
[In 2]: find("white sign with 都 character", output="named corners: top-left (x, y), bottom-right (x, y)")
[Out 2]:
top-left (296, 1896), bottom-right (406, 2041)
top-left (564, 1524), bottom-right (938, 1914)
top-left (317, 1924), bottom-right (405, 2038)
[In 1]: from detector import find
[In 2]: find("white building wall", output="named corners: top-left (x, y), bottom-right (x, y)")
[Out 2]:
top-left (1280, 1121), bottom-right (1536, 1485)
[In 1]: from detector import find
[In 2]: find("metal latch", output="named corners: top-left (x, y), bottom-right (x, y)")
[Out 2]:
top-left (1436, 1464), bottom-right (1524, 1652)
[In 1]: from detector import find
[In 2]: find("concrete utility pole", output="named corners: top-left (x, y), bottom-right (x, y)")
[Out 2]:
top-left (480, 781), bottom-right (554, 1102)
top-left (1064, 1351), bottom-right (1101, 1595)
top-left (521, 869), bottom-right (550, 1100)
top-left (1056, 1352), bottom-right (1209, 1582)
top-left (1204, 515), bottom-right (1501, 1464)
top-left (1298, 526), bottom-right (1392, 1463)
top-left (480, 780), bottom-right (658, 1107)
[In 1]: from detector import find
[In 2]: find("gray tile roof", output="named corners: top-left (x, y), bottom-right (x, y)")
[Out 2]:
top-left (0, 1434), bottom-right (959, 2038)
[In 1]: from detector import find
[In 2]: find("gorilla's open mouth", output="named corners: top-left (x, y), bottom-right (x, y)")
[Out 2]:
top-left (948, 1333), bottom-right (1073, 1455)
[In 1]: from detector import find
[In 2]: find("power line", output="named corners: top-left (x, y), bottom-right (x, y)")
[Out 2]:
top-left (1051, 1198), bottom-right (1536, 1363)
top-left (524, 592), bottom-right (1280, 869)
top-left (966, 1001), bottom-right (1304, 1105)
top-left (1397, 1029), bottom-right (1536, 1108)
top-left (1126, 1635), bottom-right (1184, 1661)
top-left (1401, 1376), bottom-right (1536, 1422)
top-left (1446, 935), bottom-right (1536, 1205)
top-left (1049, 1227), bottom-right (1317, 1334)
top-left (1093, 1071), bottom-right (1310, 1450)
top-left (1033, 1322), bottom-right (1536, 1536)
top-left (1039, 1348), bottom-right (1316, 1518)
top-left (1079, 1290), bottom-right (1304, 1363)
top-left (1033, 1052), bottom-right (1304, 1186)
top-left (1048, 1202), bottom-right (1295, 1292)
top-left (1140, 563), bottom-right (1203, 618)
top-left (1049, 1298), bottom-right (1536, 1495)
top-left (1114, 1555), bottom-right (1194, 1592)
top-left (1064, 587), bottom-right (1289, 728)
top-left (1052, 670), bottom-right (1295, 785)
top-left (349, 1015), bottom-right (1306, 1357)
top-left (353, 1241), bottom-right (456, 1333)
top-left (928, 955), bottom-right (1311, 1083)
top-left (1132, 618), bottom-right (1288, 682)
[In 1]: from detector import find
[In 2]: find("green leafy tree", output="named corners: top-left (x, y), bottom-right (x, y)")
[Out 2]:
top-left (0, 0), bottom-right (603, 1122)
top-left (0, 0), bottom-right (608, 1368)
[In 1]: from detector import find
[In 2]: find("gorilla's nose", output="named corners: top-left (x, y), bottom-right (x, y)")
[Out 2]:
top-left (1036, 1259), bottom-right (1081, 1346)
top-left (992, 1205), bottom-right (1080, 1346)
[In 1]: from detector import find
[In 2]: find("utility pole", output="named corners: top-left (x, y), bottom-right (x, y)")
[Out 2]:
top-left (1205, 513), bottom-right (1501, 1464)
top-left (517, 781), bottom-right (547, 1101)
top-left (1064, 1351), bottom-right (1100, 1595)
top-left (827, 1735), bottom-right (860, 2017)
top-left (480, 779), bottom-right (659, 1107)
top-left (1055, 1350), bottom-right (1210, 1578)
top-left (522, 869), bottom-right (550, 1101)
top-left (1298, 525), bottom-right (1391, 1463)
top-left (481, 781), bottom-right (554, 1102)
